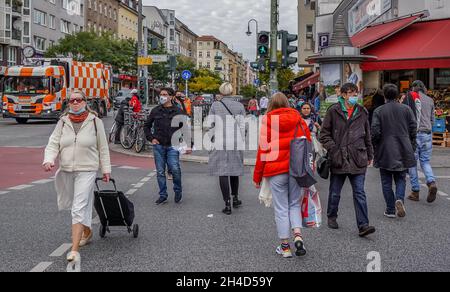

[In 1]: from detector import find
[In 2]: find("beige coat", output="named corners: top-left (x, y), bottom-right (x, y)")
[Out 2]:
top-left (43, 113), bottom-right (111, 175)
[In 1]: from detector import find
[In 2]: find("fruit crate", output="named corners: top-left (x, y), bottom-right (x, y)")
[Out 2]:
top-left (432, 132), bottom-right (450, 147)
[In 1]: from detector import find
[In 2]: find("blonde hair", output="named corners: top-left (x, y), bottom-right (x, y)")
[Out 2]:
top-left (62, 89), bottom-right (97, 116)
top-left (267, 92), bottom-right (290, 113)
top-left (219, 82), bottom-right (233, 96)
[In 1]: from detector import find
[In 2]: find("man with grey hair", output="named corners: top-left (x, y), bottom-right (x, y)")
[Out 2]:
top-left (408, 80), bottom-right (438, 203)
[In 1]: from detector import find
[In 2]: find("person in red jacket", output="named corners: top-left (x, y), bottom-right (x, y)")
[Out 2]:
top-left (253, 92), bottom-right (311, 259)
top-left (129, 89), bottom-right (142, 113)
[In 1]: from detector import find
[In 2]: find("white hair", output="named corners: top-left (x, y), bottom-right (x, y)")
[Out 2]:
top-left (219, 82), bottom-right (233, 96)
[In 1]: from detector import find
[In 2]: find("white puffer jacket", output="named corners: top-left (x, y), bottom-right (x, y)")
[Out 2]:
top-left (43, 113), bottom-right (111, 174)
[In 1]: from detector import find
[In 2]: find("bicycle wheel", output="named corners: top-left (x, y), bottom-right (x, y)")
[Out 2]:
top-left (134, 127), bottom-right (146, 153)
top-left (120, 125), bottom-right (135, 149)
top-left (109, 123), bottom-right (117, 143)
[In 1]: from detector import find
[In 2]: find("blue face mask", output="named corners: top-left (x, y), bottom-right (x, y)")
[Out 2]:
top-left (69, 108), bottom-right (86, 115)
top-left (348, 96), bottom-right (359, 106)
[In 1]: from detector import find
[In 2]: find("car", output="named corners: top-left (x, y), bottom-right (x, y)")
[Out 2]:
top-left (113, 89), bottom-right (132, 110)
top-left (201, 94), bottom-right (214, 104)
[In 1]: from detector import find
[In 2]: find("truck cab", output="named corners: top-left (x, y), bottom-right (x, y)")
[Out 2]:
top-left (2, 66), bottom-right (66, 123)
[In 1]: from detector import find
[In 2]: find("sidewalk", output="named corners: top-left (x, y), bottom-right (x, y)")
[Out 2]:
top-left (109, 143), bottom-right (257, 166)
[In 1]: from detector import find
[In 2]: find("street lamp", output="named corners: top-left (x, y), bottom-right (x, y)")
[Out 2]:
top-left (246, 19), bottom-right (259, 57)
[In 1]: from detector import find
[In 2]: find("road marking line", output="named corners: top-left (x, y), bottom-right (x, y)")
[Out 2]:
top-left (148, 173), bottom-right (157, 177)
top-left (0, 191), bottom-right (9, 195)
top-left (119, 166), bottom-right (140, 170)
top-left (134, 183), bottom-right (144, 188)
top-left (49, 243), bottom-right (72, 257)
top-left (8, 184), bottom-right (33, 190)
top-left (140, 177), bottom-right (151, 182)
top-left (438, 191), bottom-right (449, 197)
top-left (30, 262), bottom-right (53, 272)
top-left (32, 179), bottom-right (54, 184)
top-left (126, 189), bottom-right (138, 195)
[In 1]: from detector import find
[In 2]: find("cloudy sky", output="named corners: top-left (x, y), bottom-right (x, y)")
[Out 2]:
top-left (143, 0), bottom-right (298, 61)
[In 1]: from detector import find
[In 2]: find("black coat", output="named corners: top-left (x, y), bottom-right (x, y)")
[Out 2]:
top-left (371, 100), bottom-right (417, 171)
top-left (144, 105), bottom-right (186, 147)
top-left (319, 103), bottom-right (374, 175)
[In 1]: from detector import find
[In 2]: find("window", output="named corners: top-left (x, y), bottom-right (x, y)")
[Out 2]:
top-left (34, 10), bottom-right (47, 26)
top-left (0, 46), bottom-right (3, 62)
top-left (61, 20), bottom-right (71, 34)
top-left (23, 0), bottom-right (30, 15)
top-left (207, 51), bottom-right (211, 58)
top-left (207, 62), bottom-right (211, 68)
top-left (5, 14), bottom-right (11, 37)
top-left (99, 3), bottom-right (102, 14)
top-left (23, 21), bottom-right (30, 44)
top-left (199, 62), bottom-right (203, 68)
top-left (170, 29), bottom-right (174, 41)
top-left (109, 8), bottom-right (112, 18)
top-left (199, 41), bottom-right (203, 47)
top-left (199, 51), bottom-right (203, 57)
top-left (94, 1), bottom-right (97, 11)
top-left (8, 47), bottom-right (17, 66)
top-left (49, 15), bottom-right (56, 29)
top-left (49, 40), bottom-right (55, 48)
top-left (34, 36), bottom-right (46, 51)
top-left (104, 6), bottom-right (107, 16)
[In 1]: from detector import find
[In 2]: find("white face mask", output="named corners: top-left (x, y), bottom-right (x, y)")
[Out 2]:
top-left (159, 96), bottom-right (170, 105)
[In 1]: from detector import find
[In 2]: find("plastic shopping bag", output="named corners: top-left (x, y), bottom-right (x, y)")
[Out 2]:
top-left (300, 186), bottom-right (322, 228)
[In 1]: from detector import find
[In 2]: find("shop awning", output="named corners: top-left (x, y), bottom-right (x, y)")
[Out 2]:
top-left (293, 72), bottom-right (320, 92)
top-left (361, 18), bottom-right (450, 71)
top-left (351, 14), bottom-right (424, 49)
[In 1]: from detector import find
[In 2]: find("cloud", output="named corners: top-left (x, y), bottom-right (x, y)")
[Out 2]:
top-left (143, 0), bottom-right (298, 61)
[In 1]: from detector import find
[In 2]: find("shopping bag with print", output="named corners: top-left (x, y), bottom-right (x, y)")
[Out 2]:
top-left (300, 186), bottom-right (322, 228)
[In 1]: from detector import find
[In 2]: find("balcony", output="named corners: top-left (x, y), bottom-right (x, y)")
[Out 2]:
top-left (214, 67), bottom-right (223, 72)
top-left (12, 0), bottom-right (23, 14)
top-left (214, 55), bottom-right (222, 61)
top-left (12, 29), bottom-right (21, 41)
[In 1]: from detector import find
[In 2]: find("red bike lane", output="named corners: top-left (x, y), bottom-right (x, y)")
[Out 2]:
top-left (0, 147), bottom-right (155, 190)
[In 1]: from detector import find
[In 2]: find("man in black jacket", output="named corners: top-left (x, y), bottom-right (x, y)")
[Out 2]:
top-left (144, 88), bottom-right (191, 205)
top-left (372, 84), bottom-right (417, 219)
top-left (319, 83), bottom-right (376, 238)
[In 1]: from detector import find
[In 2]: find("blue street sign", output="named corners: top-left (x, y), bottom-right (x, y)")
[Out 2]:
top-left (254, 79), bottom-right (260, 87)
top-left (182, 70), bottom-right (192, 81)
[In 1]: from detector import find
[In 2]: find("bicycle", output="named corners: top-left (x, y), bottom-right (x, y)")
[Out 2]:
top-left (120, 110), bottom-right (150, 152)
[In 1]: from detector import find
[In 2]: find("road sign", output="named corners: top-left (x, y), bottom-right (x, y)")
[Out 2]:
top-left (149, 55), bottom-right (168, 63)
top-left (182, 70), bottom-right (192, 81)
top-left (138, 56), bottom-right (153, 66)
top-left (254, 79), bottom-right (261, 87)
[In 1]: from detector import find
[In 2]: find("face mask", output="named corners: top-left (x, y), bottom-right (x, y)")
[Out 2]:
top-left (69, 108), bottom-right (86, 115)
top-left (348, 96), bottom-right (359, 106)
top-left (159, 96), bottom-right (170, 105)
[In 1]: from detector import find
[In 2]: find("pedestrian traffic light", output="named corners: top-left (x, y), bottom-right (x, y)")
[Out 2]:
top-left (257, 31), bottom-right (270, 58)
top-left (280, 30), bottom-right (298, 68)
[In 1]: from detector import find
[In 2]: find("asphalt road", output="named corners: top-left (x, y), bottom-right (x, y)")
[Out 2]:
top-left (0, 115), bottom-right (449, 272)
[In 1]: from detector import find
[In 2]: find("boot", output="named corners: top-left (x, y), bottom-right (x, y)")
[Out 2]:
top-left (408, 191), bottom-right (420, 202)
top-left (222, 200), bottom-right (232, 215)
top-left (232, 195), bottom-right (242, 208)
top-left (427, 182), bottom-right (438, 203)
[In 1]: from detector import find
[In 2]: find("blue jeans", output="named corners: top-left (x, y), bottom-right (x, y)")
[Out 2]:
top-left (153, 145), bottom-right (182, 199)
top-left (409, 133), bottom-right (435, 192)
top-left (327, 174), bottom-right (370, 229)
top-left (380, 169), bottom-right (407, 214)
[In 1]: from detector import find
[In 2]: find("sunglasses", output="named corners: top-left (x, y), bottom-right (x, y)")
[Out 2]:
top-left (69, 98), bottom-right (85, 104)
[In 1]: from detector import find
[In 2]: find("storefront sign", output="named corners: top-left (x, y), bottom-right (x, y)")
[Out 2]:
top-left (436, 77), bottom-right (450, 85)
top-left (348, 0), bottom-right (392, 36)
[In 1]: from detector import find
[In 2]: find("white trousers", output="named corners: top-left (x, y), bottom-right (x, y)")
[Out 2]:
top-left (55, 170), bottom-right (97, 228)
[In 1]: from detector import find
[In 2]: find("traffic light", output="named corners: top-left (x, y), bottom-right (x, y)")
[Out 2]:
top-left (257, 31), bottom-right (270, 58)
top-left (139, 77), bottom-right (147, 100)
top-left (280, 30), bottom-right (298, 68)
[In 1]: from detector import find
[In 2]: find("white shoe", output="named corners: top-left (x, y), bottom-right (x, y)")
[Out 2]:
top-left (276, 245), bottom-right (293, 258)
top-left (79, 229), bottom-right (93, 247)
top-left (66, 251), bottom-right (80, 263)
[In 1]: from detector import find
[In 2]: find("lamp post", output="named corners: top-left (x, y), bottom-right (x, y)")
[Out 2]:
top-left (246, 19), bottom-right (259, 59)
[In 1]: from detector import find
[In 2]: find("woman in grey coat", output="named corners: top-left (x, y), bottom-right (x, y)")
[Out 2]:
top-left (207, 83), bottom-right (246, 215)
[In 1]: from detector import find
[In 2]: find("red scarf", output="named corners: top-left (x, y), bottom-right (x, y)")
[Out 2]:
top-left (69, 111), bottom-right (89, 123)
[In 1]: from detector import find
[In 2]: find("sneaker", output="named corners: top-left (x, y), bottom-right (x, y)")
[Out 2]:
top-left (359, 226), bottom-right (376, 238)
top-left (155, 197), bottom-right (168, 205)
top-left (384, 212), bottom-right (396, 219)
top-left (328, 217), bottom-right (339, 229)
top-left (294, 237), bottom-right (307, 257)
top-left (175, 194), bottom-right (183, 204)
top-left (408, 191), bottom-right (420, 202)
top-left (395, 200), bottom-right (406, 218)
top-left (427, 182), bottom-right (438, 203)
top-left (276, 245), bottom-right (293, 258)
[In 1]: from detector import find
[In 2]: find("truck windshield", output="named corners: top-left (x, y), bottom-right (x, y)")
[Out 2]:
top-left (3, 77), bottom-right (50, 95)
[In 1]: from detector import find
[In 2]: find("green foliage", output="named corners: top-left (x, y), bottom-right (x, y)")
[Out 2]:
top-left (187, 69), bottom-right (223, 94)
top-left (240, 85), bottom-right (257, 98)
top-left (258, 51), bottom-right (296, 91)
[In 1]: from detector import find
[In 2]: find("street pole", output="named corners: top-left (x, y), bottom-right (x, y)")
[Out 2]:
top-left (185, 79), bottom-right (188, 98)
top-left (269, 0), bottom-right (279, 95)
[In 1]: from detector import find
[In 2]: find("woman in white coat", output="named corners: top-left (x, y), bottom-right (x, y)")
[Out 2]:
top-left (43, 90), bottom-right (111, 262)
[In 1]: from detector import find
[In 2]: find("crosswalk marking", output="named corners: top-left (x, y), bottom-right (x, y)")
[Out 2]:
top-left (126, 189), bottom-right (138, 195)
top-left (30, 262), bottom-right (53, 272)
top-left (49, 244), bottom-right (73, 257)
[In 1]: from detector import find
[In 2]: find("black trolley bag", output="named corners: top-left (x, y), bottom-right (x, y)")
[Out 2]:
top-left (94, 178), bottom-right (139, 238)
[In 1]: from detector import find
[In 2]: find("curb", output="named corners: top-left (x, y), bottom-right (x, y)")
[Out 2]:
top-left (109, 144), bottom-right (257, 166)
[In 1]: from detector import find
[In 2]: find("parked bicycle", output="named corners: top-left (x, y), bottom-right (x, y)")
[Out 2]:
top-left (120, 110), bottom-right (150, 153)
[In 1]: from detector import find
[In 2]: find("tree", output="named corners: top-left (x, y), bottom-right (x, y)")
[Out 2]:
top-left (240, 85), bottom-right (257, 98)
top-left (258, 51), bottom-right (296, 92)
top-left (45, 31), bottom-right (137, 75)
top-left (187, 69), bottom-right (222, 94)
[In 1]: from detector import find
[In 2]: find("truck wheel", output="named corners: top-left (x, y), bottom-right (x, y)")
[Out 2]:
top-left (16, 118), bottom-right (28, 124)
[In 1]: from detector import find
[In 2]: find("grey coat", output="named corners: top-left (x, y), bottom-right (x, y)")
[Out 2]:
top-left (207, 97), bottom-right (246, 176)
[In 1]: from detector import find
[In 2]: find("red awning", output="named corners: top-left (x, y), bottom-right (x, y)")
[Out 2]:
top-left (351, 14), bottom-right (423, 49)
top-left (361, 18), bottom-right (450, 71)
top-left (293, 72), bottom-right (320, 92)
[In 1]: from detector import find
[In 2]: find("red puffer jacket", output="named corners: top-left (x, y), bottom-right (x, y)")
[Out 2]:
top-left (253, 107), bottom-right (311, 184)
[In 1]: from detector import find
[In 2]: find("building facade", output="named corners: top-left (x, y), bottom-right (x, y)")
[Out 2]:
top-left (196, 35), bottom-right (229, 81)
top-left (85, 0), bottom-right (119, 37)
top-left (142, 6), bottom-right (168, 50)
top-left (31, 0), bottom-right (85, 56)
top-left (176, 18), bottom-right (197, 62)
top-left (160, 9), bottom-right (179, 55)
top-left (118, 0), bottom-right (138, 40)
top-left (298, 0), bottom-right (316, 70)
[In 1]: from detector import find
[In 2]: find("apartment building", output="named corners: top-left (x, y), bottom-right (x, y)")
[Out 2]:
top-left (85, 0), bottom-right (119, 37)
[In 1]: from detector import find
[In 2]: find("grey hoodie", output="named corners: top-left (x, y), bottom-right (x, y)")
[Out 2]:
top-left (417, 92), bottom-right (435, 133)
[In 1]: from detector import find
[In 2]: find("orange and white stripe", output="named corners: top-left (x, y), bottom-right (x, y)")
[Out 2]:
top-left (5, 66), bottom-right (65, 77)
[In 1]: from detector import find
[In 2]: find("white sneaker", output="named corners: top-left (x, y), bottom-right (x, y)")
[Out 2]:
top-left (66, 251), bottom-right (80, 263)
top-left (276, 245), bottom-right (293, 258)
top-left (384, 212), bottom-right (396, 219)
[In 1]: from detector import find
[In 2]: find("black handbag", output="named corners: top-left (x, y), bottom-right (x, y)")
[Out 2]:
top-left (317, 154), bottom-right (330, 180)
